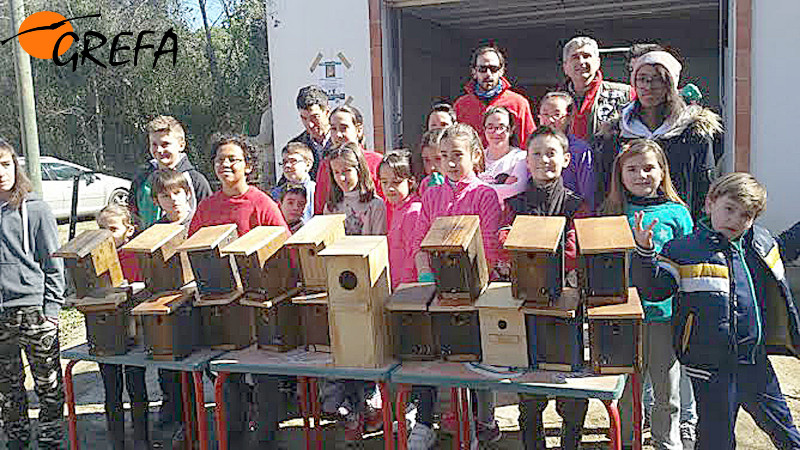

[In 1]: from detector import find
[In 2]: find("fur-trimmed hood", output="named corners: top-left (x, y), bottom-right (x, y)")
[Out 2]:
top-left (619, 103), bottom-right (723, 141)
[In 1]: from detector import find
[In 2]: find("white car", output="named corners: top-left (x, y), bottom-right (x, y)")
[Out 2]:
top-left (19, 156), bottom-right (131, 220)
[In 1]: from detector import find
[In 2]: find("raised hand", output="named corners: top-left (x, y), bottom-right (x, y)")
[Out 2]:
top-left (633, 211), bottom-right (658, 250)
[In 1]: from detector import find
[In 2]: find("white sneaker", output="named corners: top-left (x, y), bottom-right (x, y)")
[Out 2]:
top-left (408, 423), bottom-right (437, 450)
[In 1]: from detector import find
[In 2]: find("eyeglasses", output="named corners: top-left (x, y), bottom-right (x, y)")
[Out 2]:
top-left (280, 157), bottom-right (305, 167)
top-left (635, 76), bottom-right (665, 88)
top-left (214, 156), bottom-right (245, 166)
top-left (475, 64), bottom-right (502, 74)
top-left (485, 124), bottom-right (509, 133)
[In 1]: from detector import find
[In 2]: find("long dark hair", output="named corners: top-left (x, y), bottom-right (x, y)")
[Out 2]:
top-left (326, 142), bottom-right (376, 206)
top-left (482, 106), bottom-right (519, 148)
top-left (0, 138), bottom-right (32, 210)
top-left (634, 63), bottom-right (686, 126)
top-left (379, 150), bottom-right (418, 194)
top-left (329, 105), bottom-right (366, 147)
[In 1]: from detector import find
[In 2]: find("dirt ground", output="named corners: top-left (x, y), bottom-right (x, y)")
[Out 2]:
top-left (3, 221), bottom-right (798, 449)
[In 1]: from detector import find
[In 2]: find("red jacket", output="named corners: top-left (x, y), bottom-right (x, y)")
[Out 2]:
top-left (188, 186), bottom-right (289, 237)
top-left (313, 149), bottom-right (384, 215)
top-left (454, 78), bottom-right (536, 147)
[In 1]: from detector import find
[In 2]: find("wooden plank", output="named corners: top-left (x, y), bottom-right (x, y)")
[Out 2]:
top-left (239, 288), bottom-right (301, 309)
top-left (131, 291), bottom-right (190, 315)
top-left (192, 289), bottom-right (243, 307)
top-left (429, 297), bottom-right (478, 312)
top-left (385, 283), bottom-right (436, 312)
top-left (121, 223), bottom-right (186, 255)
top-left (54, 229), bottom-right (113, 258)
top-left (220, 226), bottom-right (288, 258)
top-left (420, 215), bottom-right (480, 252)
top-left (521, 288), bottom-right (581, 318)
top-left (587, 288), bottom-right (643, 319)
top-left (177, 224), bottom-right (238, 252)
top-left (574, 216), bottom-right (635, 254)
top-left (291, 291), bottom-right (328, 305)
top-left (284, 214), bottom-right (346, 248)
top-left (474, 282), bottom-right (523, 309)
top-left (318, 235), bottom-right (386, 258)
top-left (504, 216), bottom-right (565, 252)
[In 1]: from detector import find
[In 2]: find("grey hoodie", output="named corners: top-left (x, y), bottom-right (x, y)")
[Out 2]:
top-left (0, 197), bottom-right (65, 317)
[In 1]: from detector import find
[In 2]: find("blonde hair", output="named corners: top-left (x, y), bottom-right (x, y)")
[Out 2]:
top-left (96, 203), bottom-right (134, 228)
top-left (707, 172), bottom-right (767, 218)
top-left (146, 115), bottom-right (186, 141)
top-left (283, 142), bottom-right (314, 166)
top-left (602, 139), bottom-right (685, 215)
top-left (440, 123), bottom-right (485, 173)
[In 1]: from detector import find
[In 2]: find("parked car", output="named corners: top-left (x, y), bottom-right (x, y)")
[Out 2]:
top-left (19, 156), bottom-right (131, 220)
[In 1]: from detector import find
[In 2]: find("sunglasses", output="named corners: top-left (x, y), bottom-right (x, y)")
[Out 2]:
top-left (475, 64), bottom-right (502, 74)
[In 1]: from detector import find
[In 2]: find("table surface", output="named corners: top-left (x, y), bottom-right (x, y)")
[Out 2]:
top-left (61, 343), bottom-right (225, 372)
top-left (392, 361), bottom-right (626, 401)
top-left (209, 345), bottom-right (399, 380)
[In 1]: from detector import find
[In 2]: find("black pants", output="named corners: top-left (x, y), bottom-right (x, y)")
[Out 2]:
top-left (518, 395), bottom-right (588, 450)
top-left (99, 364), bottom-right (150, 450)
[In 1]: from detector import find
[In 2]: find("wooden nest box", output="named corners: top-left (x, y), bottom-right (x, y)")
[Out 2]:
top-left (523, 287), bottom-right (584, 371)
top-left (421, 215), bottom-right (488, 303)
top-left (385, 283), bottom-right (438, 360)
top-left (55, 229), bottom-right (123, 299)
top-left (588, 287), bottom-right (644, 374)
top-left (504, 216), bottom-right (566, 305)
top-left (575, 216), bottom-right (635, 307)
top-left (284, 214), bottom-right (346, 292)
top-left (475, 282), bottom-right (527, 368)
top-left (119, 223), bottom-right (194, 294)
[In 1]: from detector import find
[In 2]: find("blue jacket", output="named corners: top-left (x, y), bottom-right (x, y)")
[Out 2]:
top-left (632, 219), bottom-right (800, 379)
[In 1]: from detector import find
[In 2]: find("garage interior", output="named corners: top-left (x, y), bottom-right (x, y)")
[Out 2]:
top-left (384, 0), bottom-right (724, 150)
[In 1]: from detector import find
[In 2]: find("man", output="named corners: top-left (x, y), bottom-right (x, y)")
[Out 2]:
top-left (454, 45), bottom-right (536, 146)
top-left (562, 36), bottom-right (631, 141)
top-left (289, 85), bottom-right (332, 180)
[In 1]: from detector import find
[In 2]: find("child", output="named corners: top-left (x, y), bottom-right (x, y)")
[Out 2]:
top-left (602, 139), bottom-right (693, 449)
top-left (479, 106), bottom-right (528, 202)
top-left (129, 115), bottom-right (212, 229)
top-left (504, 127), bottom-right (588, 450)
top-left (416, 128), bottom-right (446, 197)
top-left (632, 172), bottom-right (800, 450)
top-left (188, 134), bottom-right (289, 448)
top-left (409, 123), bottom-right (503, 447)
top-left (537, 92), bottom-right (596, 211)
top-left (323, 142), bottom-right (387, 236)
top-left (96, 205), bottom-right (150, 450)
top-left (0, 139), bottom-right (66, 450)
top-left (378, 150), bottom-right (422, 288)
top-left (313, 105), bottom-right (383, 214)
top-left (270, 142), bottom-right (315, 223)
top-left (427, 102), bottom-right (456, 130)
top-left (279, 185), bottom-right (308, 233)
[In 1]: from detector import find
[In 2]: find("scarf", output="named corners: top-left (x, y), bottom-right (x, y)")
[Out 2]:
top-left (571, 70), bottom-right (604, 141)
top-left (474, 79), bottom-right (504, 102)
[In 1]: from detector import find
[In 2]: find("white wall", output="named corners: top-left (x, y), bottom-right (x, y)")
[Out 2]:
top-left (266, 0), bottom-right (374, 181)
top-left (751, 0), bottom-right (800, 232)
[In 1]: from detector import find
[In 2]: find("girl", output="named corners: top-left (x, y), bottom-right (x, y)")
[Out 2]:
top-left (426, 102), bottom-right (456, 130)
top-left (313, 105), bottom-right (383, 214)
top-left (324, 142), bottom-right (387, 236)
top-left (378, 150), bottom-right (422, 289)
top-left (409, 123), bottom-right (503, 447)
top-left (478, 106), bottom-right (528, 202)
top-left (596, 50), bottom-right (721, 219)
top-left (0, 139), bottom-right (66, 449)
top-left (96, 204), bottom-right (150, 450)
top-left (603, 139), bottom-right (694, 449)
top-left (415, 128), bottom-right (446, 197)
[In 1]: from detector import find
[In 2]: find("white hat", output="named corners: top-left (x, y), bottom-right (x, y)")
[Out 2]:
top-left (633, 51), bottom-right (682, 89)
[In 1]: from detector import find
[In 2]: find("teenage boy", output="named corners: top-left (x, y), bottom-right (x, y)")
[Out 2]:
top-left (503, 126), bottom-right (588, 450)
top-left (278, 185), bottom-right (308, 233)
top-left (189, 134), bottom-right (289, 448)
top-left (271, 142), bottom-right (315, 223)
top-left (129, 115), bottom-right (212, 229)
top-left (632, 172), bottom-right (800, 450)
top-left (290, 85), bottom-right (332, 179)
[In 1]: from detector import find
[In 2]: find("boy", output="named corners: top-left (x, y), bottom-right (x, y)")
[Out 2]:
top-left (129, 115), bottom-right (212, 229)
top-left (270, 142), bottom-right (315, 223)
top-left (278, 185), bottom-right (307, 233)
top-left (189, 134), bottom-right (289, 448)
top-left (632, 172), bottom-right (800, 450)
top-left (503, 126), bottom-right (588, 450)
top-left (148, 169), bottom-right (194, 435)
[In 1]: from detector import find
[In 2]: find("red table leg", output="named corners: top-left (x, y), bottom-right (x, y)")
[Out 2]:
top-left (378, 381), bottom-right (394, 450)
top-left (193, 371), bottom-right (209, 450)
top-left (631, 372), bottom-right (643, 450)
top-left (298, 377), bottom-right (311, 450)
top-left (450, 388), bottom-right (461, 450)
top-left (180, 372), bottom-right (195, 450)
top-left (395, 384), bottom-right (411, 450)
top-left (64, 360), bottom-right (79, 450)
top-left (602, 400), bottom-right (622, 450)
top-left (460, 388), bottom-right (470, 450)
top-left (213, 371), bottom-right (230, 450)
top-left (309, 378), bottom-right (322, 450)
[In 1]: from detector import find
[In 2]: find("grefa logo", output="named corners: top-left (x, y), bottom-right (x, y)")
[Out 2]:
top-left (1, 11), bottom-right (177, 71)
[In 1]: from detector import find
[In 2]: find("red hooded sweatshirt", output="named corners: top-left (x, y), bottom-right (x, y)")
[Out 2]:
top-left (454, 77), bottom-right (536, 147)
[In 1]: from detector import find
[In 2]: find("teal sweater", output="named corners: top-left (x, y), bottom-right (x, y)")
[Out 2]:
top-left (625, 196), bottom-right (694, 322)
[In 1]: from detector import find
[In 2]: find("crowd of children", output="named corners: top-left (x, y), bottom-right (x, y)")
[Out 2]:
top-left (3, 37), bottom-right (800, 450)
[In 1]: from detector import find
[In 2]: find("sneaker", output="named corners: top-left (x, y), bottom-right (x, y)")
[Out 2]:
top-left (408, 423), bottom-right (437, 450)
top-left (364, 405), bottom-right (384, 433)
top-left (476, 420), bottom-right (501, 443)
top-left (680, 422), bottom-right (696, 449)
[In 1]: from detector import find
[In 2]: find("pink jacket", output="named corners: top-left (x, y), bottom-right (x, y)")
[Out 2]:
top-left (410, 174), bottom-right (502, 270)
top-left (387, 194), bottom-right (423, 288)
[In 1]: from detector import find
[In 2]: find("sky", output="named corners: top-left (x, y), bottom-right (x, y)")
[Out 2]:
top-left (184, 0), bottom-right (226, 30)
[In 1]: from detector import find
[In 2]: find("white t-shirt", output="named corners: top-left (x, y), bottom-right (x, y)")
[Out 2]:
top-left (479, 146), bottom-right (528, 202)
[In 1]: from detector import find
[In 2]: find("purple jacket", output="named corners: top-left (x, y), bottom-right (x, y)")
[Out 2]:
top-left (562, 134), bottom-right (596, 212)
